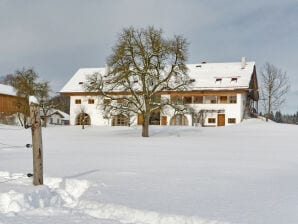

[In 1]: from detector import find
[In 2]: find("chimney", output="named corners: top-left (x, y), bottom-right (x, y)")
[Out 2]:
top-left (105, 64), bottom-right (110, 76)
top-left (241, 57), bottom-right (246, 69)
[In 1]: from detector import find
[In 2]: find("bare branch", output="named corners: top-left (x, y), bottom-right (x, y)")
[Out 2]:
top-left (260, 62), bottom-right (290, 121)
top-left (85, 26), bottom-right (189, 136)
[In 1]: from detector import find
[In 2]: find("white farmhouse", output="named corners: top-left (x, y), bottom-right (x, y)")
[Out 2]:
top-left (60, 58), bottom-right (259, 127)
top-left (40, 109), bottom-right (70, 125)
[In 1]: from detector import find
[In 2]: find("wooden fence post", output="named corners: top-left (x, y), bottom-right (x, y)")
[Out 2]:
top-left (29, 97), bottom-right (43, 185)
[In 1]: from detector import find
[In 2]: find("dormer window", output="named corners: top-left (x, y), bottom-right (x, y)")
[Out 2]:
top-left (231, 77), bottom-right (237, 84)
top-left (215, 78), bottom-right (222, 84)
top-left (78, 82), bottom-right (83, 85)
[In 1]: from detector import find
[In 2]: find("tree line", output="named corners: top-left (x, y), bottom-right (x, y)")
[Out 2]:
top-left (260, 110), bottom-right (298, 124)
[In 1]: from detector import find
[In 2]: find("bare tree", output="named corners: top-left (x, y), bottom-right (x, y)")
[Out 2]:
top-left (35, 81), bottom-right (56, 127)
top-left (85, 26), bottom-right (190, 137)
top-left (260, 63), bottom-right (290, 121)
top-left (4, 68), bottom-right (52, 127)
top-left (50, 94), bottom-right (70, 114)
top-left (8, 68), bottom-right (37, 126)
top-left (77, 105), bottom-right (89, 129)
top-left (0, 74), bottom-right (15, 84)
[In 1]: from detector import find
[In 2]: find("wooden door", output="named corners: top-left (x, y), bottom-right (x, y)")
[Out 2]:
top-left (161, 116), bottom-right (167, 125)
top-left (217, 114), bottom-right (225, 126)
top-left (137, 114), bottom-right (143, 125)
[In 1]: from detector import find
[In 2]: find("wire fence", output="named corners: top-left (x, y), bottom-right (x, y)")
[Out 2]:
top-left (0, 125), bottom-right (26, 131)
top-left (0, 124), bottom-right (30, 150)
top-left (0, 142), bottom-right (30, 150)
top-left (0, 174), bottom-right (30, 185)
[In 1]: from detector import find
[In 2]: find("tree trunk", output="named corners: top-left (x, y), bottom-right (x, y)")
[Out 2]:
top-left (17, 113), bottom-right (24, 127)
top-left (30, 102), bottom-right (43, 185)
top-left (265, 114), bottom-right (269, 122)
top-left (82, 117), bottom-right (85, 129)
top-left (266, 95), bottom-right (271, 122)
top-left (142, 114), bottom-right (149, 137)
top-left (43, 116), bottom-right (48, 127)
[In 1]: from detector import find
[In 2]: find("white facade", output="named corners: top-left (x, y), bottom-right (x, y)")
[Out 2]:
top-left (69, 96), bottom-right (108, 126)
top-left (61, 59), bottom-right (259, 127)
top-left (68, 92), bottom-right (248, 127)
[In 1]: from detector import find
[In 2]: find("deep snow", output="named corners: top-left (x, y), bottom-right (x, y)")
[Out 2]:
top-left (1, 119), bottom-right (298, 224)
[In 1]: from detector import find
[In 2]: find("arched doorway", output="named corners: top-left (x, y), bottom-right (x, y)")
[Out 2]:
top-left (149, 109), bottom-right (160, 125)
top-left (112, 114), bottom-right (129, 126)
top-left (76, 113), bottom-right (91, 125)
top-left (137, 110), bottom-right (161, 125)
top-left (170, 114), bottom-right (188, 126)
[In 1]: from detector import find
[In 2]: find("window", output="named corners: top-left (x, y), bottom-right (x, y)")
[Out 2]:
top-left (103, 99), bottom-right (111, 105)
top-left (205, 96), bottom-right (217, 104)
top-left (231, 78), bottom-right (237, 84)
top-left (88, 99), bottom-right (95, 104)
top-left (75, 99), bottom-right (81, 104)
top-left (183, 97), bottom-right (192, 104)
top-left (219, 96), bottom-right (227, 104)
top-left (229, 96), bottom-right (237, 103)
top-left (171, 96), bottom-right (183, 104)
top-left (193, 96), bottom-right (203, 104)
top-left (208, 118), bottom-right (216, 123)
top-left (215, 78), bottom-right (222, 84)
top-left (78, 82), bottom-right (83, 84)
top-left (117, 98), bottom-right (124, 104)
top-left (112, 115), bottom-right (128, 126)
top-left (228, 118), bottom-right (236, 124)
top-left (152, 95), bottom-right (161, 103)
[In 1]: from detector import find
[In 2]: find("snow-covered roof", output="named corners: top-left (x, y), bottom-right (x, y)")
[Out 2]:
top-left (0, 84), bottom-right (16, 96)
top-left (40, 109), bottom-right (70, 120)
top-left (60, 68), bottom-right (104, 93)
top-left (52, 109), bottom-right (70, 120)
top-left (60, 61), bottom-right (256, 93)
top-left (187, 61), bottom-right (256, 90)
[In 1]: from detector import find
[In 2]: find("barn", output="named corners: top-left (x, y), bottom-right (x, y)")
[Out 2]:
top-left (0, 84), bottom-right (19, 124)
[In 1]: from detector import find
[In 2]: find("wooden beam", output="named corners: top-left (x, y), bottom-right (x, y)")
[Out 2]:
top-left (29, 101), bottom-right (43, 185)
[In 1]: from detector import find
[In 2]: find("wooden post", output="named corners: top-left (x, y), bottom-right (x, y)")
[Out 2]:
top-left (29, 100), bottom-right (43, 185)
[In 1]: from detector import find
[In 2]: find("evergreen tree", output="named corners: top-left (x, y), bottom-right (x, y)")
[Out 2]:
top-left (275, 111), bottom-right (282, 123)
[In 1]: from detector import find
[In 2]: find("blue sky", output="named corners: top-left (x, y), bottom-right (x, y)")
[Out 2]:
top-left (0, 0), bottom-right (297, 113)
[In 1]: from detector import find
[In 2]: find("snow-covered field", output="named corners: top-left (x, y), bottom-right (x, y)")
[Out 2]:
top-left (1, 119), bottom-right (298, 224)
